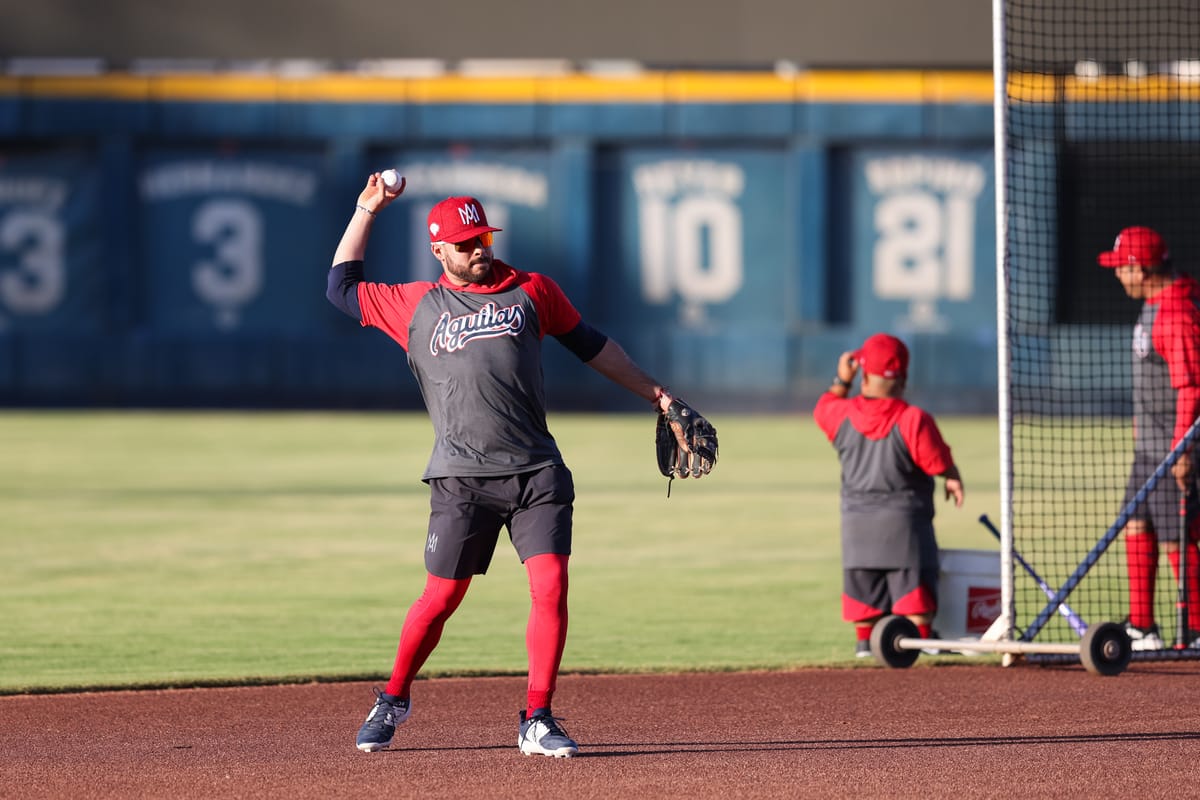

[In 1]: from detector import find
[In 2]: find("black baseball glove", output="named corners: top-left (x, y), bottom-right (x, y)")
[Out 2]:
top-left (655, 398), bottom-right (718, 482)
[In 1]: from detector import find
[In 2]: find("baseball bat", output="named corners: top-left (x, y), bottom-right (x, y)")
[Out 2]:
top-left (1175, 496), bottom-right (1190, 649)
top-left (978, 514), bottom-right (1089, 637)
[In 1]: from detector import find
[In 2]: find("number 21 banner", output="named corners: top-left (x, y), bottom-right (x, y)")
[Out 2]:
top-left (850, 146), bottom-right (996, 336)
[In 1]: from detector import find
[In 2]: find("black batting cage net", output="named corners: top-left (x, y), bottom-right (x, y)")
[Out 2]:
top-left (1002, 0), bottom-right (1200, 653)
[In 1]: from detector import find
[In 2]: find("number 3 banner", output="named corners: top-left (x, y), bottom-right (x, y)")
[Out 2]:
top-left (0, 149), bottom-right (105, 334)
top-left (138, 149), bottom-right (328, 334)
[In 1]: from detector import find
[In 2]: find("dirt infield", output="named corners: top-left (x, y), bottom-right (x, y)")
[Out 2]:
top-left (4, 662), bottom-right (1200, 799)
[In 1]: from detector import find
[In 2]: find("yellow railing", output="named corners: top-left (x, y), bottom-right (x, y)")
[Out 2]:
top-left (0, 69), bottom-right (997, 105)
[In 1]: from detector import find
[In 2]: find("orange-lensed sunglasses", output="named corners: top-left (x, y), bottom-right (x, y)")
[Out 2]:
top-left (446, 232), bottom-right (494, 252)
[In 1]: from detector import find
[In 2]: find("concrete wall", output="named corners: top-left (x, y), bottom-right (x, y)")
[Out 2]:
top-left (0, 0), bottom-right (993, 68)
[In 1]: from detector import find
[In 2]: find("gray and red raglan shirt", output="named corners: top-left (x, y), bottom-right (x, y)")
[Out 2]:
top-left (327, 259), bottom-right (606, 481)
top-left (813, 394), bottom-right (956, 570)
top-left (1131, 274), bottom-right (1200, 460)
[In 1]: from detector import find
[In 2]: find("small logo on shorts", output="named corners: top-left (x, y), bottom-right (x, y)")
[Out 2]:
top-left (427, 532), bottom-right (439, 553)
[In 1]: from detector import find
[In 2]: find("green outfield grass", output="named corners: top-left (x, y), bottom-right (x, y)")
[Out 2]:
top-left (0, 411), bottom-right (1001, 693)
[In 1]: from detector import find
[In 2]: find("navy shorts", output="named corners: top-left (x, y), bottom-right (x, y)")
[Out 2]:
top-left (424, 464), bottom-right (574, 579)
top-left (1123, 452), bottom-right (1199, 543)
top-left (843, 566), bottom-right (938, 622)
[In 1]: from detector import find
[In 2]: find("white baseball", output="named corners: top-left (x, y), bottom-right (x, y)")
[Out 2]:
top-left (381, 169), bottom-right (402, 190)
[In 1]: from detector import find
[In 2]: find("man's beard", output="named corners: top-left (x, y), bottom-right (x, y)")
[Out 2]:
top-left (448, 256), bottom-right (493, 284)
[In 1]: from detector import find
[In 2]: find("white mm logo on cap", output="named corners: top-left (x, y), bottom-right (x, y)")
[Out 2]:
top-left (458, 204), bottom-right (481, 225)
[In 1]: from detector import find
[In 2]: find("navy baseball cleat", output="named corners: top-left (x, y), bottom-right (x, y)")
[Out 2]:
top-left (518, 709), bottom-right (579, 757)
top-left (356, 688), bottom-right (411, 752)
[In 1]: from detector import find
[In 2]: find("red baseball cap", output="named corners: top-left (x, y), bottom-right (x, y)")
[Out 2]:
top-left (427, 196), bottom-right (501, 244)
top-left (855, 333), bottom-right (909, 379)
top-left (1097, 226), bottom-right (1168, 268)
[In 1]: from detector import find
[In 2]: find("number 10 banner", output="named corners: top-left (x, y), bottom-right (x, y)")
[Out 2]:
top-left (607, 148), bottom-right (790, 330)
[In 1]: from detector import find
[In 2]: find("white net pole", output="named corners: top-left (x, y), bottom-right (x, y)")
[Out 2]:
top-left (992, 0), bottom-right (1016, 645)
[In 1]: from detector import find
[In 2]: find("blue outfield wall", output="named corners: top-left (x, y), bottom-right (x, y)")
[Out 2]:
top-left (0, 70), bottom-right (999, 412)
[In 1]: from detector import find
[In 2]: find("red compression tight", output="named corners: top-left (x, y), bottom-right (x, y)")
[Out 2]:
top-left (384, 573), bottom-right (471, 699)
top-left (1167, 543), bottom-right (1200, 634)
top-left (1125, 531), bottom-right (1158, 630)
top-left (525, 553), bottom-right (569, 717)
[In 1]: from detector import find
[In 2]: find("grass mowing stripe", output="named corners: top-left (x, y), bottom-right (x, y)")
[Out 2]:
top-left (0, 411), bottom-right (1001, 692)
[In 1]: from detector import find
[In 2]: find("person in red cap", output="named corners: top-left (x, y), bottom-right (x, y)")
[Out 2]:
top-left (326, 173), bottom-right (716, 757)
top-left (1098, 226), bottom-right (1200, 651)
top-left (813, 332), bottom-right (965, 658)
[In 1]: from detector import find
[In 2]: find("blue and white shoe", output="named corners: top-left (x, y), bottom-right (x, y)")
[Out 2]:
top-left (518, 709), bottom-right (579, 757)
top-left (356, 688), bottom-right (411, 752)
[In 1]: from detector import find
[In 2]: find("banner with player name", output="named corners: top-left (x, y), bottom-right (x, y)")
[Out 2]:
top-left (602, 147), bottom-right (792, 329)
top-left (0, 147), bottom-right (106, 334)
top-left (137, 148), bottom-right (331, 334)
top-left (849, 147), bottom-right (996, 340)
top-left (589, 147), bottom-right (793, 395)
top-left (366, 149), bottom-right (556, 287)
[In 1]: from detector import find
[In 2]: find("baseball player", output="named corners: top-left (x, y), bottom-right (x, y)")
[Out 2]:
top-left (813, 332), bottom-right (964, 657)
top-left (326, 173), bottom-right (717, 757)
top-left (1098, 226), bottom-right (1200, 650)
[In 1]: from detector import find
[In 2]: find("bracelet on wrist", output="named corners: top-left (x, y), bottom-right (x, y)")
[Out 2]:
top-left (832, 376), bottom-right (851, 389)
top-left (356, 204), bottom-right (376, 217)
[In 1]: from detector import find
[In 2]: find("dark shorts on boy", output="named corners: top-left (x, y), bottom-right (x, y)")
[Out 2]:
top-left (1124, 451), bottom-right (1200, 544)
top-left (842, 566), bottom-right (939, 623)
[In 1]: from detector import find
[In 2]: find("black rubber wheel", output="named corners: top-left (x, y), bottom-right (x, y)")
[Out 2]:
top-left (1079, 621), bottom-right (1132, 676)
top-left (869, 614), bottom-right (920, 668)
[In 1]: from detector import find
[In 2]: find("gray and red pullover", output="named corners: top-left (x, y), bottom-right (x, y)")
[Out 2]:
top-left (813, 394), bottom-right (955, 569)
top-left (1131, 274), bottom-right (1200, 459)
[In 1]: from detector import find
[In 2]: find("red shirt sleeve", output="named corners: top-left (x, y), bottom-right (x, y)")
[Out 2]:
top-left (813, 392), bottom-right (850, 441)
top-left (1154, 294), bottom-right (1200, 391)
top-left (1152, 292), bottom-right (1200, 445)
top-left (897, 406), bottom-right (955, 476)
top-left (1175, 386), bottom-right (1200, 449)
top-left (356, 281), bottom-right (436, 352)
top-left (517, 273), bottom-right (582, 337)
